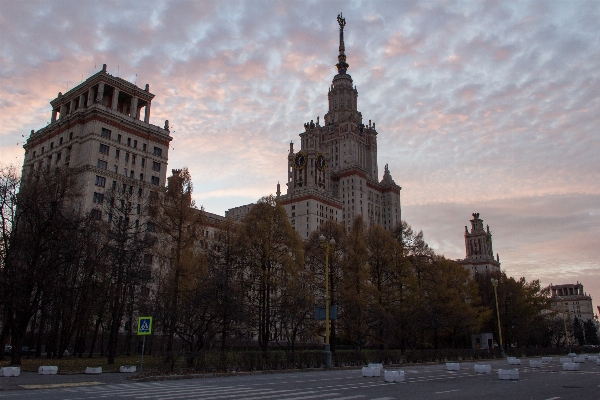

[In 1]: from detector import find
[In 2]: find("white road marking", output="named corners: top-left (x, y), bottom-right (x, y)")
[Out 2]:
top-left (435, 389), bottom-right (459, 394)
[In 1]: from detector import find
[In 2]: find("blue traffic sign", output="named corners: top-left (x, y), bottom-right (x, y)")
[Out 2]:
top-left (137, 316), bottom-right (153, 335)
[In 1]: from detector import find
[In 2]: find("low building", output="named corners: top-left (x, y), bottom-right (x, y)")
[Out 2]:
top-left (550, 282), bottom-right (596, 322)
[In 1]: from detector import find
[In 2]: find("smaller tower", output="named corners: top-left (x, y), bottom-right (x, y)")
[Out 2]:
top-left (457, 213), bottom-right (500, 275)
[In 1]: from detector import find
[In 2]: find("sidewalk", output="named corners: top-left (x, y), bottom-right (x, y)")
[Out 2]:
top-left (0, 370), bottom-right (134, 391)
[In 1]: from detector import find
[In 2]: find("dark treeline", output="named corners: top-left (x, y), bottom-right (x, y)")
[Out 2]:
top-left (0, 166), bottom-right (594, 368)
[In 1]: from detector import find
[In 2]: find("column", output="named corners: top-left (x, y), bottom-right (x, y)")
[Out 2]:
top-left (78, 93), bottom-right (86, 109)
top-left (69, 99), bottom-right (77, 114)
top-left (87, 88), bottom-right (94, 106)
top-left (144, 101), bottom-right (151, 123)
top-left (51, 109), bottom-right (58, 123)
top-left (59, 104), bottom-right (67, 120)
top-left (130, 97), bottom-right (139, 119)
top-left (96, 82), bottom-right (105, 104)
top-left (111, 88), bottom-right (120, 111)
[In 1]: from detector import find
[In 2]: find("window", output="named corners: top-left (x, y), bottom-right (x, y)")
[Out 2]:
top-left (147, 222), bottom-right (156, 232)
top-left (33, 151), bottom-right (36, 157)
top-left (125, 152), bottom-right (129, 162)
top-left (56, 152), bottom-right (61, 162)
top-left (132, 155), bottom-right (136, 165)
top-left (93, 192), bottom-right (104, 204)
top-left (138, 188), bottom-right (142, 197)
top-left (141, 158), bottom-right (145, 167)
top-left (69, 132), bottom-right (73, 140)
top-left (142, 143), bottom-right (147, 151)
top-left (99, 144), bottom-right (109, 155)
top-left (90, 209), bottom-right (102, 220)
top-left (97, 160), bottom-right (107, 170)
top-left (152, 162), bottom-right (161, 172)
top-left (95, 175), bottom-right (106, 187)
top-left (117, 134), bottom-right (122, 143)
top-left (122, 183), bottom-right (127, 193)
top-left (112, 180), bottom-right (116, 189)
top-left (50, 142), bottom-right (54, 149)
top-left (101, 128), bottom-right (111, 139)
top-left (139, 173), bottom-right (144, 181)
top-left (151, 176), bottom-right (159, 185)
top-left (113, 165), bottom-right (118, 173)
top-left (153, 147), bottom-right (162, 156)
top-left (59, 137), bottom-right (63, 145)
top-left (127, 138), bottom-right (131, 146)
top-left (123, 168), bottom-right (127, 176)
top-left (136, 204), bottom-right (141, 214)
top-left (130, 170), bottom-right (134, 178)
top-left (134, 140), bottom-right (138, 148)
top-left (115, 149), bottom-right (120, 159)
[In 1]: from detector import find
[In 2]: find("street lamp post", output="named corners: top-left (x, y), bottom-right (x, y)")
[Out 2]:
top-left (490, 278), bottom-right (505, 358)
top-left (560, 300), bottom-right (572, 353)
top-left (320, 234), bottom-right (335, 368)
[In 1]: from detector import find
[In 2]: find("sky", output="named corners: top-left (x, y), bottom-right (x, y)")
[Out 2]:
top-left (1, 0), bottom-right (599, 312)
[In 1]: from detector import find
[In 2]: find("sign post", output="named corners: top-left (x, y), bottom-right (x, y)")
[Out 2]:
top-left (137, 316), bottom-right (152, 373)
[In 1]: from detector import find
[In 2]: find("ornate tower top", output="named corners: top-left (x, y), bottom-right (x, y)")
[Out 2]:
top-left (336, 13), bottom-right (349, 75)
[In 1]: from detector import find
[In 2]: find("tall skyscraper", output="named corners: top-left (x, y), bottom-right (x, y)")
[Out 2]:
top-left (458, 213), bottom-right (501, 275)
top-left (275, 14), bottom-right (402, 238)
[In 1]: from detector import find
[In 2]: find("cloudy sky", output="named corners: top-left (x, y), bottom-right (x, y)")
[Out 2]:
top-left (1, 1), bottom-right (599, 310)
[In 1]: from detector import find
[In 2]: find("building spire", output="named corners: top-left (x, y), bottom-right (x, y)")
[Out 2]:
top-left (336, 13), bottom-right (349, 74)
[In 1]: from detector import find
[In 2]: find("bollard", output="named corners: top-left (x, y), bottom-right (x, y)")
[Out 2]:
top-left (38, 366), bottom-right (58, 375)
top-left (0, 367), bottom-right (21, 377)
top-left (384, 370), bottom-right (405, 382)
top-left (474, 364), bottom-right (492, 374)
top-left (563, 362), bottom-right (580, 371)
top-left (498, 369), bottom-right (519, 380)
top-left (446, 363), bottom-right (460, 371)
top-left (120, 365), bottom-right (137, 373)
top-left (85, 367), bottom-right (102, 374)
top-left (529, 360), bottom-right (543, 368)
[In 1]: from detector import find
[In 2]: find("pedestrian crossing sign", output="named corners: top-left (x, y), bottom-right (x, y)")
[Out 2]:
top-left (137, 316), bottom-right (153, 335)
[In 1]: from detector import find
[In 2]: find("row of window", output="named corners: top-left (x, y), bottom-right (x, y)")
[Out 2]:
top-left (99, 144), bottom-right (162, 171)
top-left (96, 161), bottom-right (159, 185)
top-left (31, 132), bottom-right (74, 158)
top-left (101, 128), bottom-right (163, 156)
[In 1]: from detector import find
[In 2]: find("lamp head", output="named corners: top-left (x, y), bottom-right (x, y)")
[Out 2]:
top-left (319, 234), bottom-right (325, 242)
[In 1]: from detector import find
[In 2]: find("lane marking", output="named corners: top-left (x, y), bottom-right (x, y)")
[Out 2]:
top-left (544, 397), bottom-right (561, 400)
top-left (435, 389), bottom-right (459, 394)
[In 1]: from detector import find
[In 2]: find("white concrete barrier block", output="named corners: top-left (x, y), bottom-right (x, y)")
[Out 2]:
top-left (560, 357), bottom-right (573, 364)
top-left (120, 365), bottom-right (137, 373)
top-left (507, 357), bottom-right (521, 365)
top-left (474, 364), bottom-right (492, 374)
top-left (498, 369), bottom-right (519, 380)
top-left (587, 355), bottom-right (598, 362)
top-left (581, 354), bottom-right (589, 359)
top-left (371, 366), bottom-right (381, 377)
top-left (85, 367), bottom-right (102, 374)
top-left (384, 370), bottom-right (405, 382)
top-left (568, 352), bottom-right (577, 357)
top-left (596, 358), bottom-right (600, 366)
top-left (368, 363), bottom-right (383, 369)
top-left (573, 356), bottom-right (585, 363)
top-left (446, 363), bottom-right (460, 371)
top-left (529, 360), bottom-right (543, 368)
top-left (541, 357), bottom-right (552, 363)
top-left (38, 366), bottom-right (58, 375)
top-left (563, 362), bottom-right (580, 371)
top-left (0, 367), bottom-right (21, 377)
top-left (362, 366), bottom-right (373, 377)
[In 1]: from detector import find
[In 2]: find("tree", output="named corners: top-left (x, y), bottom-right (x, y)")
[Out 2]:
top-left (583, 319), bottom-right (599, 345)
top-left (153, 168), bottom-right (205, 369)
top-left (238, 196), bottom-right (303, 353)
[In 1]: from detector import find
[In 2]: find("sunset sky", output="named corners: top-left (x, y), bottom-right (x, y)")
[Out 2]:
top-left (1, 1), bottom-right (599, 310)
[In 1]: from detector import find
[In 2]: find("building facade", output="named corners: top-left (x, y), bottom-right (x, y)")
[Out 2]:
top-left (22, 64), bottom-right (172, 221)
top-left (550, 283), bottom-right (596, 322)
top-left (273, 14), bottom-right (401, 238)
top-left (458, 213), bottom-right (501, 275)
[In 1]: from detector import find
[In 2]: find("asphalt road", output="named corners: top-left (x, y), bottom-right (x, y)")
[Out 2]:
top-left (1, 358), bottom-right (599, 400)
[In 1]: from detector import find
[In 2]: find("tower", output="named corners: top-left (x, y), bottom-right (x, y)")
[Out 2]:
top-left (22, 64), bottom-right (172, 221)
top-left (275, 14), bottom-right (402, 238)
top-left (458, 213), bottom-right (501, 275)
